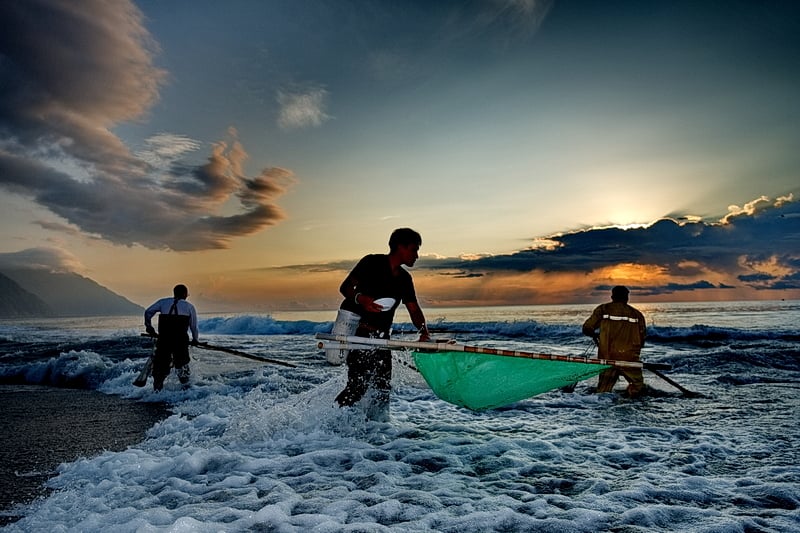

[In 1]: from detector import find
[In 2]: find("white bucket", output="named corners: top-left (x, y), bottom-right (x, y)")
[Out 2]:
top-left (325, 309), bottom-right (361, 365)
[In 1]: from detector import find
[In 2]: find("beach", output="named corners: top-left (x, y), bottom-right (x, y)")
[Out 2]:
top-left (0, 385), bottom-right (169, 526)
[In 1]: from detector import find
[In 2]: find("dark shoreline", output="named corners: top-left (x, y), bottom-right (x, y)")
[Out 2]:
top-left (0, 385), bottom-right (170, 526)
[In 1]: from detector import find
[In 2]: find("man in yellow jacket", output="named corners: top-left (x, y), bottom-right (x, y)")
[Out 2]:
top-left (582, 286), bottom-right (647, 397)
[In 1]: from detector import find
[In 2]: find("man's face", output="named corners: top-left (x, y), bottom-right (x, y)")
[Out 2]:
top-left (397, 243), bottom-right (420, 267)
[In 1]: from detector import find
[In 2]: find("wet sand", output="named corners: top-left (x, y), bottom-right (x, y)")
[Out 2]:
top-left (0, 385), bottom-right (170, 525)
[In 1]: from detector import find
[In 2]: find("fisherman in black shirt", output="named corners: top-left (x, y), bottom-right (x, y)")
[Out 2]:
top-left (335, 228), bottom-right (430, 420)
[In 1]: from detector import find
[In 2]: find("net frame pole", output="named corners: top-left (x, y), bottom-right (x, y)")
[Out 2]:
top-left (315, 333), bottom-right (668, 370)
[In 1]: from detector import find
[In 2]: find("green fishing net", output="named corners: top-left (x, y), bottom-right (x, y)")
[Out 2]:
top-left (412, 350), bottom-right (611, 410)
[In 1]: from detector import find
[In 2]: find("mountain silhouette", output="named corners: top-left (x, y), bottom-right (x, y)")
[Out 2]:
top-left (0, 269), bottom-right (142, 317)
top-left (0, 272), bottom-right (53, 317)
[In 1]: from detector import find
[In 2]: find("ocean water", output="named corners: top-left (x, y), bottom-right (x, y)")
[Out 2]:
top-left (0, 300), bottom-right (798, 532)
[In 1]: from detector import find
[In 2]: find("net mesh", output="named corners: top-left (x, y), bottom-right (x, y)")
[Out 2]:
top-left (412, 350), bottom-right (611, 410)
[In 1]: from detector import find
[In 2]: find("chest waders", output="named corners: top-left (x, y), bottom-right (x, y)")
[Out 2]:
top-left (152, 300), bottom-right (191, 390)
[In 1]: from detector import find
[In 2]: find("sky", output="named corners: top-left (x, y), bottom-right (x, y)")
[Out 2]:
top-left (1, 0), bottom-right (799, 313)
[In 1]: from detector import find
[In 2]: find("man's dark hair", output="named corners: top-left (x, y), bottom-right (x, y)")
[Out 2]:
top-left (611, 285), bottom-right (629, 303)
top-left (173, 284), bottom-right (189, 299)
top-left (389, 228), bottom-right (422, 252)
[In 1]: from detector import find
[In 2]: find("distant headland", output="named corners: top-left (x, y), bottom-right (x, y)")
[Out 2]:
top-left (0, 269), bottom-right (142, 318)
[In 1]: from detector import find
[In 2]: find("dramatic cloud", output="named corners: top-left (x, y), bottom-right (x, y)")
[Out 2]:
top-left (256, 194), bottom-right (798, 307)
top-left (0, 0), bottom-right (294, 251)
top-left (596, 281), bottom-right (734, 297)
top-left (0, 0), bottom-right (162, 172)
top-left (420, 194), bottom-right (800, 295)
top-left (277, 88), bottom-right (331, 130)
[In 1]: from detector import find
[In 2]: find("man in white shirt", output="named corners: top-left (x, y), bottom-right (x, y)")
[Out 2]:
top-left (144, 284), bottom-right (199, 391)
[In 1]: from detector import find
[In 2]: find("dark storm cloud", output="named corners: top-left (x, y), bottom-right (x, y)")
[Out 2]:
top-left (424, 195), bottom-right (800, 290)
top-left (739, 255), bottom-right (800, 291)
top-left (594, 281), bottom-right (732, 297)
top-left (0, 0), bottom-right (161, 172)
top-left (738, 273), bottom-right (775, 283)
top-left (0, 0), bottom-right (293, 251)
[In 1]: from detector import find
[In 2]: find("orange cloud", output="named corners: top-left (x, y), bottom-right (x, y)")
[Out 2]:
top-left (593, 263), bottom-right (668, 284)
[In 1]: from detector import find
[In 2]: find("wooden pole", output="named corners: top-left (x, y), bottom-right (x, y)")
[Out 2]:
top-left (140, 334), bottom-right (296, 368)
top-left (646, 367), bottom-right (702, 398)
top-left (196, 342), bottom-right (297, 368)
top-left (315, 333), bottom-right (670, 371)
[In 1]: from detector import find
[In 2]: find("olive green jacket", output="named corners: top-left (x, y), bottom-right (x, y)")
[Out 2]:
top-left (582, 301), bottom-right (646, 361)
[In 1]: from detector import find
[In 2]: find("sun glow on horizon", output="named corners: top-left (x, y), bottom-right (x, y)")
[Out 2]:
top-left (594, 263), bottom-right (667, 284)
